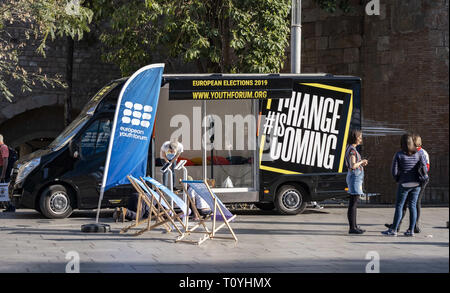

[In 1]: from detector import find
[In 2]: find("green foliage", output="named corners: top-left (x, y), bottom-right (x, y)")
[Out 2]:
top-left (0, 0), bottom-right (93, 102)
top-left (313, 0), bottom-right (352, 13)
top-left (90, 0), bottom-right (291, 75)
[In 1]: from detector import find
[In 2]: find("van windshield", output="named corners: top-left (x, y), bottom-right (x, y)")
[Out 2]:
top-left (47, 80), bottom-right (124, 151)
top-left (48, 115), bottom-right (90, 151)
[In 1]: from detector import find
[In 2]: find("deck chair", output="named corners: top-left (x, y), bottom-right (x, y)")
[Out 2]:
top-left (140, 176), bottom-right (189, 233)
top-left (121, 175), bottom-right (185, 237)
top-left (178, 179), bottom-right (238, 245)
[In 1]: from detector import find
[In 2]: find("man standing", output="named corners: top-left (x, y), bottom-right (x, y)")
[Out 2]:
top-left (0, 134), bottom-right (14, 212)
top-left (160, 139), bottom-right (183, 189)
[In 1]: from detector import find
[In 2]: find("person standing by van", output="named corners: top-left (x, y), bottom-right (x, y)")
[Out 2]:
top-left (412, 134), bottom-right (430, 233)
top-left (0, 134), bottom-right (8, 182)
top-left (0, 134), bottom-right (15, 212)
top-left (344, 130), bottom-right (368, 234)
top-left (382, 134), bottom-right (427, 237)
top-left (160, 139), bottom-right (183, 189)
top-left (384, 133), bottom-right (430, 233)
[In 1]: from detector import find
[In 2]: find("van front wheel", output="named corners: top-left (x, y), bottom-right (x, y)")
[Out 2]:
top-left (275, 185), bottom-right (307, 215)
top-left (39, 185), bottom-right (74, 219)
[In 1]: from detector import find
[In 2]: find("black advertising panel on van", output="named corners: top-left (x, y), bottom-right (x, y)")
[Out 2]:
top-left (259, 81), bottom-right (355, 175)
top-left (168, 76), bottom-right (292, 100)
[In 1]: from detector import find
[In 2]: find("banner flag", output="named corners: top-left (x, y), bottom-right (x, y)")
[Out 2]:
top-left (95, 64), bottom-right (164, 221)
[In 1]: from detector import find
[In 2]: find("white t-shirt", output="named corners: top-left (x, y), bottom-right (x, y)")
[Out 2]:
top-left (160, 141), bottom-right (183, 160)
top-left (188, 187), bottom-right (210, 210)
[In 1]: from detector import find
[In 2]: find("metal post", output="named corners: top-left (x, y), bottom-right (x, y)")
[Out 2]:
top-left (202, 101), bottom-right (207, 180)
top-left (182, 166), bottom-right (188, 227)
top-left (291, 0), bottom-right (302, 74)
top-left (167, 167), bottom-right (174, 208)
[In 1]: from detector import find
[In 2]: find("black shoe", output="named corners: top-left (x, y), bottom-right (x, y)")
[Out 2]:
top-left (2, 206), bottom-right (15, 212)
top-left (349, 228), bottom-right (365, 234)
top-left (414, 226), bottom-right (421, 234)
top-left (385, 223), bottom-right (400, 232)
top-left (356, 226), bottom-right (366, 233)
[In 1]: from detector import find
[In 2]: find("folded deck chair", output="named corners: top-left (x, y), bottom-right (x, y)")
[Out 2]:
top-left (179, 179), bottom-right (238, 245)
top-left (122, 175), bottom-right (185, 236)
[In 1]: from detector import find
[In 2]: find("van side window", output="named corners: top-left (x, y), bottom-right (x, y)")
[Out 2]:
top-left (80, 118), bottom-right (111, 158)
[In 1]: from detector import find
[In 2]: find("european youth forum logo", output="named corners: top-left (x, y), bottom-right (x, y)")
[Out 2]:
top-left (121, 101), bottom-right (153, 128)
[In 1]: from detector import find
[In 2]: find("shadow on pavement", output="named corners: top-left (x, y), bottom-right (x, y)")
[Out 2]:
top-left (231, 209), bottom-right (330, 215)
top-left (350, 241), bottom-right (448, 247)
top-left (0, 210), bottom-right (115, 220)
top-left (1, 257), bottom-right (447, 273)
top-left (1, 225), bottom-right (390, 238)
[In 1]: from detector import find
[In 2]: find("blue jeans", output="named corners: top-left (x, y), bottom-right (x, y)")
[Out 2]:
top-left (346, 169), bottom-right (364, 195)
top-left (392, 185), bottom-right (421, 231)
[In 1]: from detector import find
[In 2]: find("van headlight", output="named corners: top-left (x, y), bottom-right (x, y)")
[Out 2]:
top-left (16, 158), bottom-right (40, 184)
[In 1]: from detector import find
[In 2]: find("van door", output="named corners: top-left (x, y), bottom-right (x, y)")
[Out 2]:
top-left (66, 116), bottom-right (115, 208)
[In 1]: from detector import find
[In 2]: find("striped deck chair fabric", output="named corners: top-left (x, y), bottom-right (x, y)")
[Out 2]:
top-left (129, 175), bottom-right (170, 210)
top-left (142, 176), bottom-right (190, 217)
top-left (181, 180), bottom-right (234, 222)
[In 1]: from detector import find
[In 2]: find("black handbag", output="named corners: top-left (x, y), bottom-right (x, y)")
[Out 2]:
top-left (418, 159), bottom-right (429, 185)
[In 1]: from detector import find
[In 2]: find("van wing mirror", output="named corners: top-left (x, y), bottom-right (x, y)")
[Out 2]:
top-left (69, 140), bottom-right (80, 159)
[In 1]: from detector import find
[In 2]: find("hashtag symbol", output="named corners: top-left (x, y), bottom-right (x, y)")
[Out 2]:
top-left (263, 112), bottom-right (276, 134)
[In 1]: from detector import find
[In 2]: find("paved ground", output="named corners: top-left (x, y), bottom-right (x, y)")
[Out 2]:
top-left (0, 207), bottom-right (448, 273)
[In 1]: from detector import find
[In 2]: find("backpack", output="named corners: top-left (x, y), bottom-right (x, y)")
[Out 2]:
top-left (417, 153), bottom-right (429, 185)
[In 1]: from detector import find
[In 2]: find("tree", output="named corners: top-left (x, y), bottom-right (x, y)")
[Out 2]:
top-left (0, 0), bottom-right (93, 102)
top-left (90, 0), bottom-right (352, 76)
top-left (89, 0), bottom-right (291, 75)
top-left (313, 0), bottom-right (351, 13)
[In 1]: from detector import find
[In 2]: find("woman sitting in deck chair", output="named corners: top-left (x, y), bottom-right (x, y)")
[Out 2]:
top-left (186, 176), bottom-right (211, 220)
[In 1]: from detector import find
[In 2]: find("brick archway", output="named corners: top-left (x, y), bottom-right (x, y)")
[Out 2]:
top-left (0, 106), bottom-right (78, 156)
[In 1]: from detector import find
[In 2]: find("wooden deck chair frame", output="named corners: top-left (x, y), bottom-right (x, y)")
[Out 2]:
top-left (120, 175), bottom-right (184, 237)
top-left (121, 175), bottom-right (170, 235)
top-left (177, 179), bottom-right (238, 245)
top-left (139, 177), bottom-right (187, 235)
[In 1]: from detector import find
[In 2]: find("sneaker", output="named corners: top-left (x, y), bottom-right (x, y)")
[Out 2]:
top-left (384, 223), bottom-right (400, 232)
top-left (313, 204), bottom-right (324, 210)
top-left (414, 226), bottom-right (421, 234)
top-left (381, 229), bottom-right (397, 236)
top-left (404, 230), bottom-right (414, 237)
top-left (349, 228), bottom-right (365, 234)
